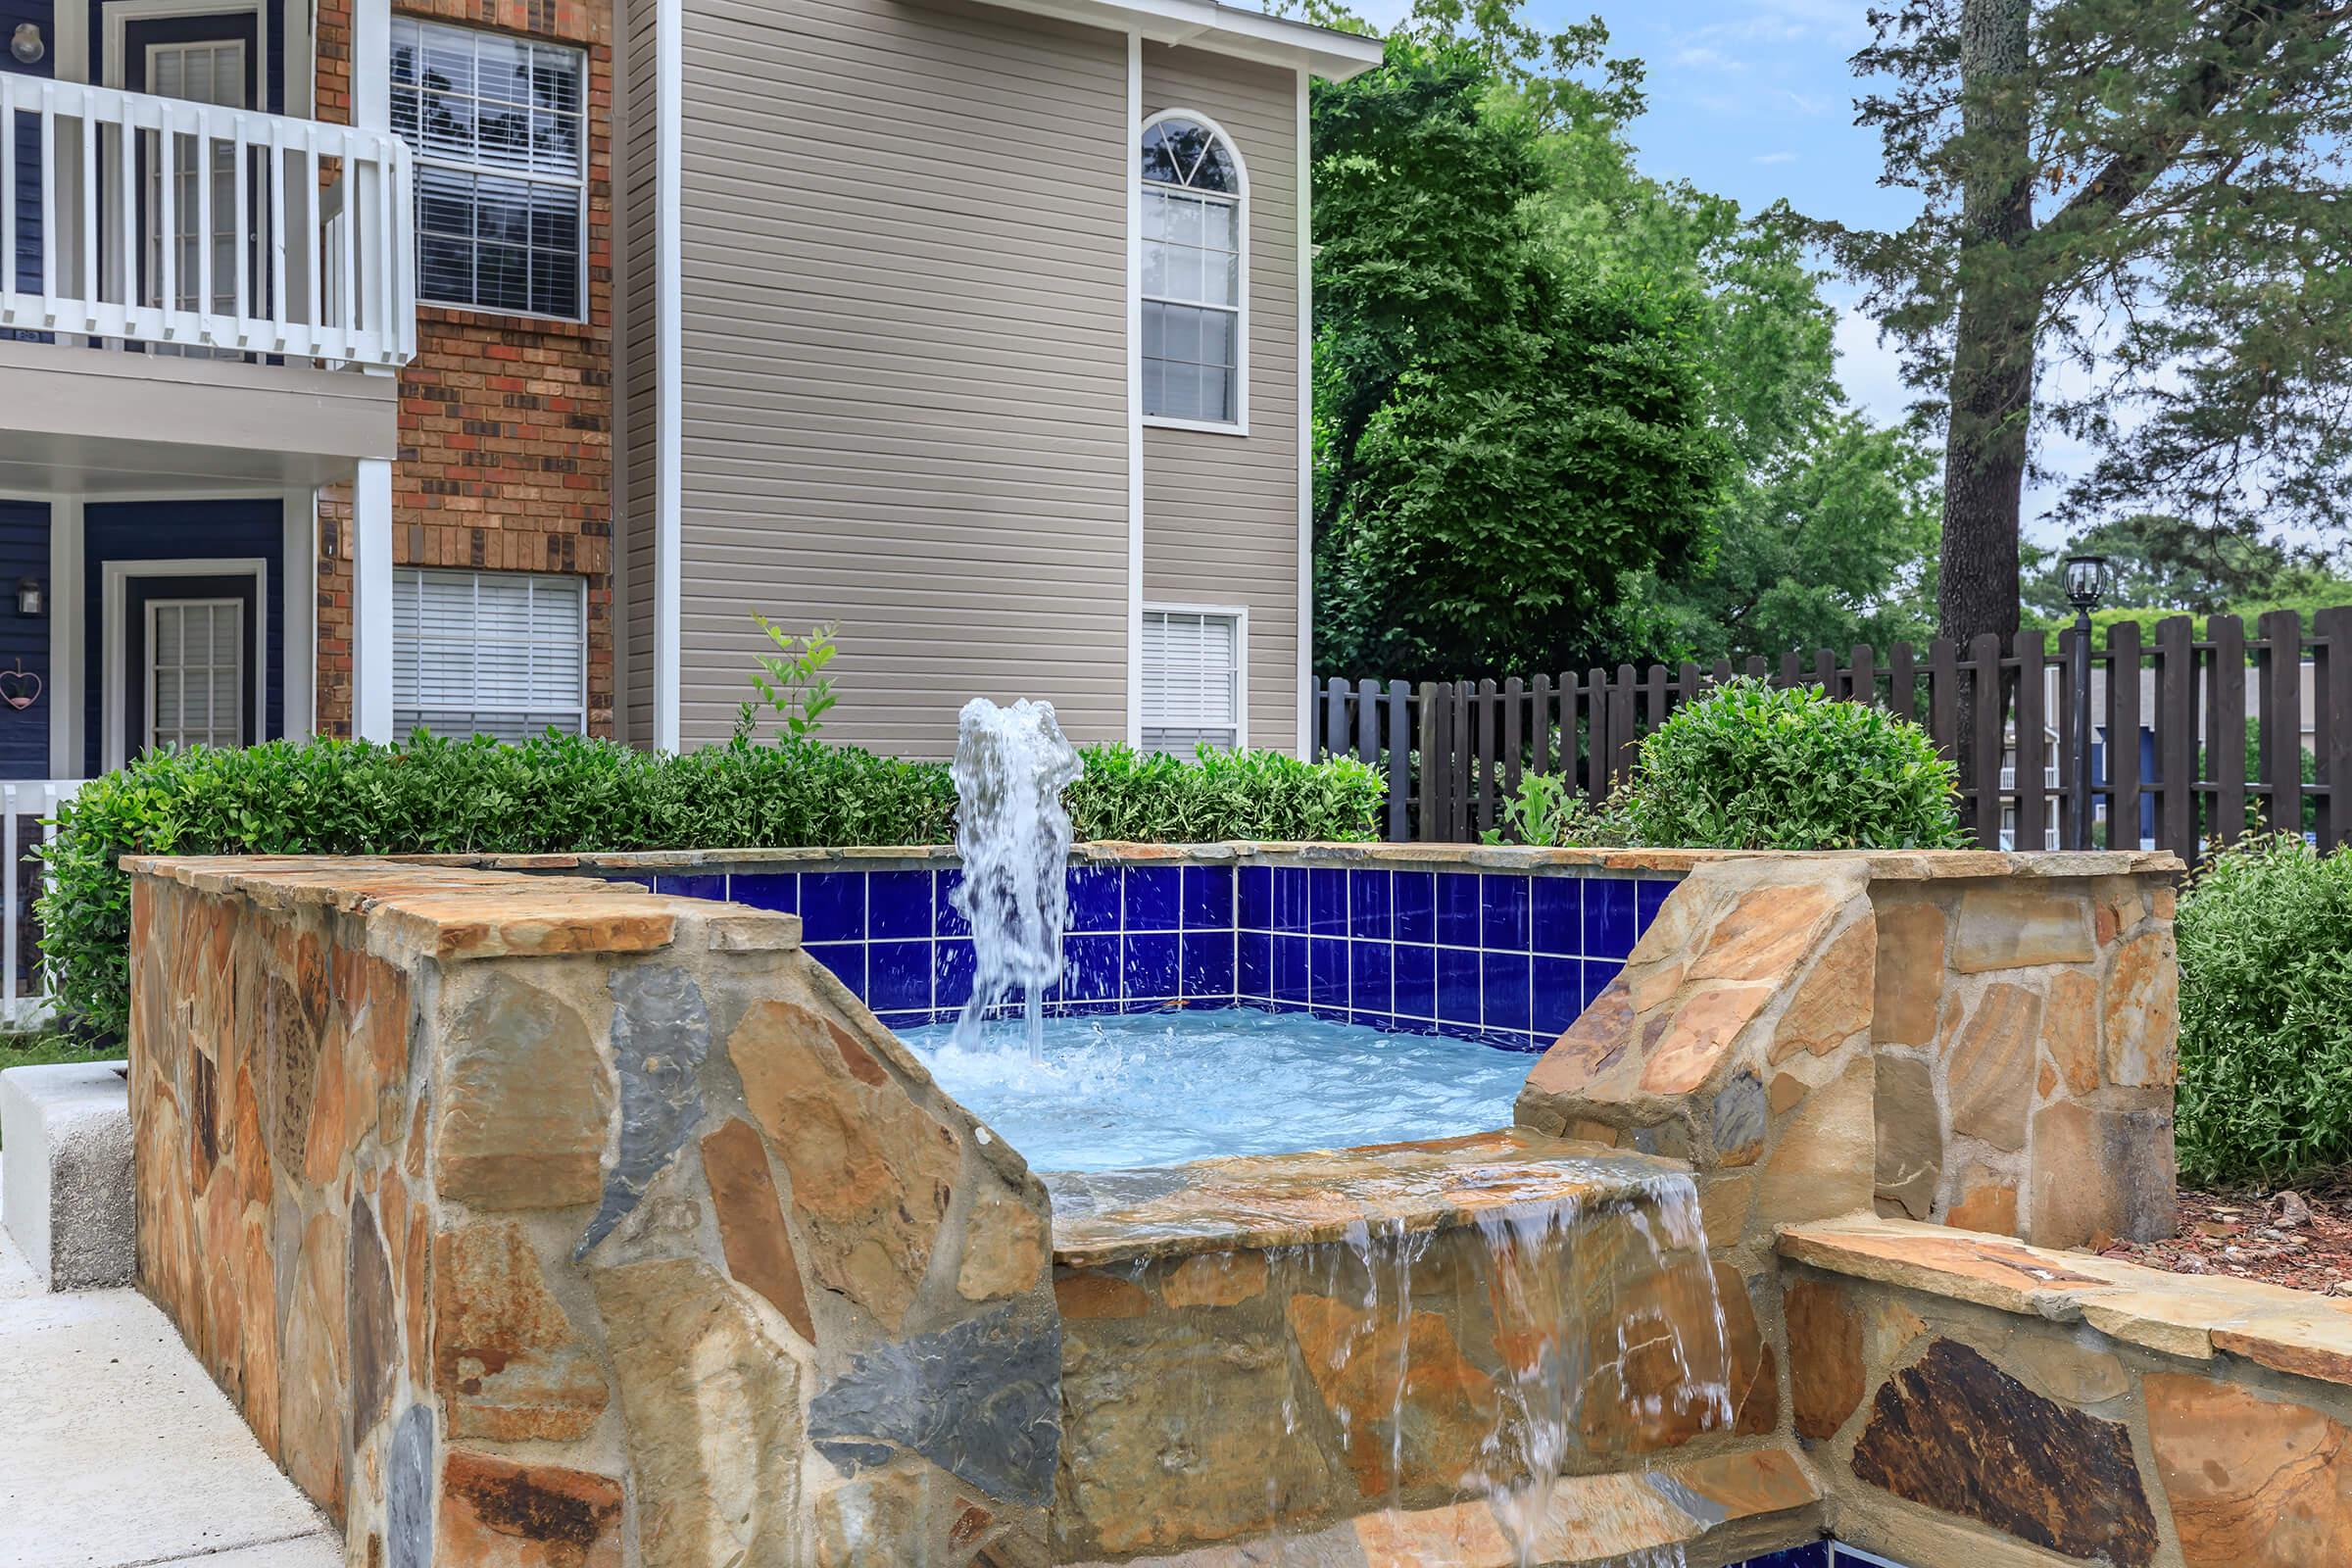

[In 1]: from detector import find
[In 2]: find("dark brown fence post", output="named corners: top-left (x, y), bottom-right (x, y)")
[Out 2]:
top-left (2109, 621), bottom-right (2141, 851)
top-left (2055, 626), bottom-right (2078, 849)
top-left (1927, 638), bottom-right (1958, 760)
top-left (1502, 675), bottom-right (1525, 803)
top-left (1385, 680), bottom-right (1411, 842)
top-left (2321, 608), bottom-right (2352, 850)
top-left (1889, 642), bottom-right (1917, 725)
top-left (2154, 616), bottom-right (2196, 862)
top-left (2260, 608), bottom-right (2305, 840)
top-left (1968, 632), bottom-right (2005, 848)
top-left (1611, 664), bottom-right (1639, 785)
top-left (1530, 674), bottom-right (1552, 778)
top-left (1450, 682), bottom-right (1472, 841)
top-left (1354, 677), bottom-right (1381, 766)
top-left (1849, 644), bottom-right (1876, 709)
top-left (1583, 668), bottom-right (1608, 807)
top-left (2210, 615), bottom-right (2246, 844)
top-left (2014, 630), bottom-right (2047, 851)
top-left (1417, 681), bottom-right (1443, 842)
top-left (1322, 677), bottom-right (1347, 761)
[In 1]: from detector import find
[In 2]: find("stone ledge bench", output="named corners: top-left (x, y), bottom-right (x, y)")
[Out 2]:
top-left (0, 1057), bottom-right (134, 1291)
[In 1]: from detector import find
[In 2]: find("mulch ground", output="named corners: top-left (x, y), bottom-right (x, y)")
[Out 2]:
top-left (2104, 1178), bottom-right (2352, 1295)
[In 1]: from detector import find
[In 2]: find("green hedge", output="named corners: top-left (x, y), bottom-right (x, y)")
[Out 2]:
top-left (42, 732), bottom-right (1386, 1042)
top-left (2175, 834), bottom-right (2352, 1186)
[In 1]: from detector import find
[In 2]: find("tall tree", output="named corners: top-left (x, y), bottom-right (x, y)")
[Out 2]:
top-left (1310, 40), bottom-right (1726, 679)
top-left (1811, 0), bottom-right (2352, 651)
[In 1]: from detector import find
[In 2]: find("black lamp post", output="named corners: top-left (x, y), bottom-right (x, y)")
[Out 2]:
top-left (2064, 553), bottom-right (2113, 849)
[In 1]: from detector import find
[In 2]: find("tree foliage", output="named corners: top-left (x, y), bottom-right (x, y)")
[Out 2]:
top-left (1309, 38), bottom-right (1726, 681)
top-left (1812, 0), bottom-right (2352, 644)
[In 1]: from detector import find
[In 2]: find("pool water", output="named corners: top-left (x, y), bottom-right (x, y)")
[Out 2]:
top-left (898, 1006), bottom-right (1535, 1172)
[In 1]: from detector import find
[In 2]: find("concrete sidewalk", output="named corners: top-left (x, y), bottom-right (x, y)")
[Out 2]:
top-left (0, 1178), bottom-right (339, 1568)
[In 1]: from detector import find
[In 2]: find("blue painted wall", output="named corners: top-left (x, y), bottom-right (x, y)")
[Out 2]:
top-left (87, 0), bottom-right (284, 113)
top-left (82, 498), bottom-right (282, 774)
top-left (0, 501), bottom-right (48, 777)
top-left (2, 0), bottom-right (52, 316)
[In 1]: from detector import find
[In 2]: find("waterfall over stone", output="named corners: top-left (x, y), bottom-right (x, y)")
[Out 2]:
top-left (949, 697), bottom-right (1085, 1056)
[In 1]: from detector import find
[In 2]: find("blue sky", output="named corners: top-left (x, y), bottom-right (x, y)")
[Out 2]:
top-left (1328, 0), bottom-right (2094, 543)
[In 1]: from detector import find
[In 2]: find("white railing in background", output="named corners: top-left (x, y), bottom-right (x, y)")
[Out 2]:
top-left (1, 779), bottom-right (80, 1025)
top-left (0, 76), bottom-right (416, 368)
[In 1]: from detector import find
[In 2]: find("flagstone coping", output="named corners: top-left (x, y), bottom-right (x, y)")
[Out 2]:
top-left (381, 842), bottom-right (2181, 877)
top-left (1045, 1127), bottom-right (1692, 1268)
top-left (122, 855), bottom-right (803, 963)
top-left (1780, 1216), bottom-right (2352, 1388)
top-left (1054, 1444), bottom-right (1822, 1568)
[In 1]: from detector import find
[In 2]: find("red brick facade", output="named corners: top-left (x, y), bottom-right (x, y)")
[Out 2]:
top-left (313, 0), bottom-right (615, 738)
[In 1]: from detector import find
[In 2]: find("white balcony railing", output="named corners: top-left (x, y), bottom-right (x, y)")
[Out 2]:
top-left (0, 779), bottom-right (81, 1024)
top-left (0, 76), bottom-right (415, 368)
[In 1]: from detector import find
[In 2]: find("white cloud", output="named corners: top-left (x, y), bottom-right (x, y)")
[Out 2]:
top-left (1753, 151), bottom-right (1798, 165)
top-left (1673, 45), bottom-right (1746, 72)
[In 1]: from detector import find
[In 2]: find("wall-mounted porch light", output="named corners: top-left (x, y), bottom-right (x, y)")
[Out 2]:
top-left (10, 23), bottom-right (44, 65)
top-left (16, 577), bottom-right (45, 618)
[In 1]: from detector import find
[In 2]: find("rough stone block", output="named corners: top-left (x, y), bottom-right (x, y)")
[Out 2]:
top-left (2027, 1101), bottom-right (2177, 1248)
top-left (0, 1059), bottom-right (134, 1291)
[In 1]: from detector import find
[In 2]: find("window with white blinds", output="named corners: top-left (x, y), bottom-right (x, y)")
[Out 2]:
top-left (147, 600), bottom-right (244, 752)
top-left (1142, 609), bottom-right (1243, 752)
top-left (392, 569), bottom-right (585, 741)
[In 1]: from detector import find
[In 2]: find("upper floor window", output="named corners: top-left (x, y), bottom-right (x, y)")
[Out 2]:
top-left (391, 19), bottom-right (586, 320)
top-left (1141, 115), bottom-right (1244, 427)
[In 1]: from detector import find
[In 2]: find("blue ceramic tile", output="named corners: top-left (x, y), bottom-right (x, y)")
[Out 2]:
top-left (869, 940), bottom-right (932, 1010)
top-left (654, 872), bottom-right (726, 902)
top-left (1274, 866), bottom-right (1309, 931)
top-left (1309, 1004), bottom-right (1350, 1022)
top-left (1182, 865), bottom-right (1234, 931)
top-left (1740, 1547), bottom-right (1830, 1568)
top-left (1437, 871), bottom-right (1482, 948)
top-left (1238, 865), bottom-right (1273, 930)
top-left (1126, 866), bottom-right (1183, 932)
top-left (1348, 869), bottom-right (1393, 940)
top-left (1238, 931), bottom-right (1271, 997)
top-left (935, 870), bottom-right (971, 938)
top-left (1355, 1011), bottom-right (1396, 1034)
top-left (1482, 951), bottom-right (1531, 1032)
top-left (808, 941), bottom-right (865, 997)
top-left (1392, 871), bottom-right (1436, 944)
top-left (1583, 958), bottom-right (1621, 1010)
top-left (934, 940), bottom-right (976, 1010)
top-left (1273, 934), bottom-right (1310, 1004)
top-left (1309, 936), bottom-right (1349, 1006)
top-left (1388, 1011), bottom-right (1438, 1037)
top-left (1393, 942), bottom-right (1437, 1018)
top-left (1638, 875), bottom-right (1677, 930)
top-left (1308, 867), bottom-right (1347, 935)
top-left (1587, 877), bottom-right (1638, 960)
top-left (1437, 946), bottom-right (1482, 1025)
top-left (1062, 1000), bottom-right (1119, 1018)
top-left (1182, 932), bottom-right (1235, 997)
top-left (1533, 956), bottom-right (1584, 1037)
top-left (1123, 932), bottom-right (1181, 1000)
top-left (801, 872), bottom-right (865, 942)
top-left (868, 870), bottom-right (932, 939)
top-left (875, 1009), bottom-right (930, 1033)
top-left (1061, 934), bottom-right (1120, 1002)
top-left (1067, 865), bottom-right (1122, 933)
top-left (728, 872), bottom-right (797, 913)
top-left (1349, 938), bottom-right (1392, 1014)
top-left (1532, 876), bottom-right (1583, 956)
top-left (1481, 874), bottom-right (1531, 951)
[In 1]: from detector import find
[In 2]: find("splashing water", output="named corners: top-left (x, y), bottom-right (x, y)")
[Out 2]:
top-left (949, 697), bottom-right (1085, 1057)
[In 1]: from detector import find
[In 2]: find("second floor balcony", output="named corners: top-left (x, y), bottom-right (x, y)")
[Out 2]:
top-left (1, 73), bottom-right (415, 369)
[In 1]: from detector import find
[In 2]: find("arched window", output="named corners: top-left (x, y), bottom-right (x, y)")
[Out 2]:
top-left (1140, 113), bottom-right (1245, 426)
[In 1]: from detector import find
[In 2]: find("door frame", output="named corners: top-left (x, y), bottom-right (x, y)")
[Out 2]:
top-left (101, 555), bottom-right (267, 770)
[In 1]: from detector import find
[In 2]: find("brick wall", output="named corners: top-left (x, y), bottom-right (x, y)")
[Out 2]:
top-left (314, 0), bottom-right (615, 739)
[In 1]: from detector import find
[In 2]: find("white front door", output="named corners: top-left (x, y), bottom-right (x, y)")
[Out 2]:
top-left (144, 598), bottom-right (244, 753)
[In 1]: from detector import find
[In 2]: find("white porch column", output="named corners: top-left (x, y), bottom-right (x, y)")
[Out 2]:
top-left (353, 458), bottom-right (394, 742)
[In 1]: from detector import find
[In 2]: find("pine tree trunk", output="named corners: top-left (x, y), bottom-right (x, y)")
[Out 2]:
top-left (1938, 0), bottom-right (2038, 654)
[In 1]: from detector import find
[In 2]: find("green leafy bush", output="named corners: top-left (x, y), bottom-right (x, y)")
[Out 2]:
top-left (42, 732), bottom-right (1383, 1041)
top-left (1066, 744), bottom-right (1386, 843)
top-left (1617, 677), bottom-right (1965, 850)
top-left (1485, 770), bottom-right (1633, 849)
top-left (2175, 835), bottom-right (2352, 1186)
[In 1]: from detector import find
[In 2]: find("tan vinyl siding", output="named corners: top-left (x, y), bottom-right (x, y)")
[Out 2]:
top-left (673, 0), bottom-right (1130, 760)
top-left (1140, 45), bottom-right (1303, 755)
top-left (617, 0), bottom-right (662, 748)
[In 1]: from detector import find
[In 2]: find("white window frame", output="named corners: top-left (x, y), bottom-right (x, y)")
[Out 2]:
top-left (391, 16), bottom-right (589, 323)
top-left (1139, 108), bottom-right (1250, 437)
top-left (1141, 602), bottom-right (1248, 753)
top-left (392, 567), bottom-right (587, 739)
top-left (144, 597), bottom-right (246, 754)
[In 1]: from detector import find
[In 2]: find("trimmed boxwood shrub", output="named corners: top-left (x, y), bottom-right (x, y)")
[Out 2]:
top-left (41, 732), bottom-right (1386, 1042)
top-left (2175, 834), bottom-right (2352, 1186)
top-left (1618, 677), bottom-right (1965, 851)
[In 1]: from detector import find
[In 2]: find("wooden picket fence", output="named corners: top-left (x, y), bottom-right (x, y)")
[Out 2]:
top-left (1314, 608), bottom-right (2352, 863)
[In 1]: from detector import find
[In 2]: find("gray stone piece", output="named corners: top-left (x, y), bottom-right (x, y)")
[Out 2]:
top-left (576, 965), bottom-right (710, 1260)
top-left (808, 1302), bottom-right (1063, 1507)
top-left (1, 1058), bottom-right (134, 1291)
